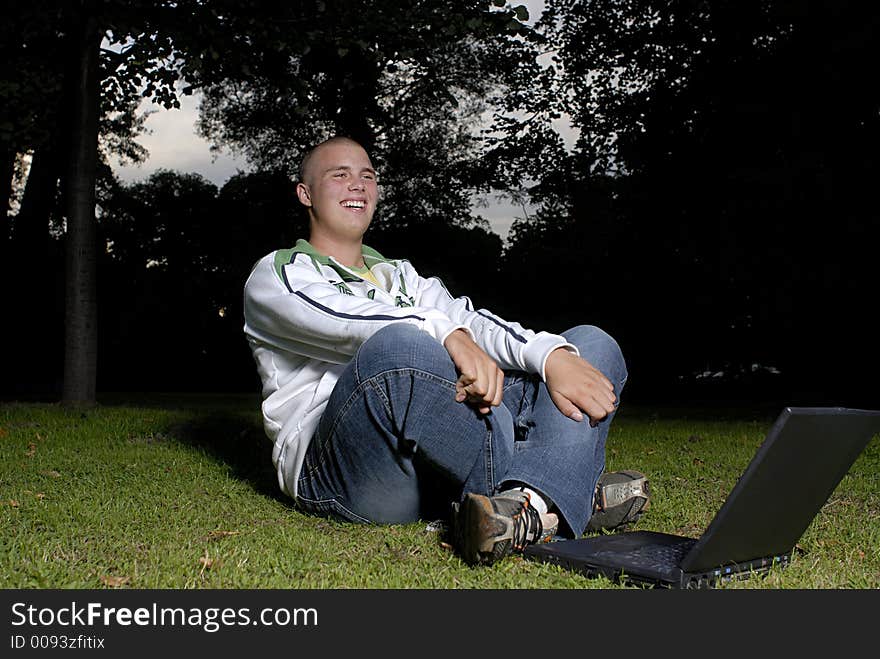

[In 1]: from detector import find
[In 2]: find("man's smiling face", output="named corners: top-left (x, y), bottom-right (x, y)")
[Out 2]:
top-left (297, 139), bottom-right (378, 243)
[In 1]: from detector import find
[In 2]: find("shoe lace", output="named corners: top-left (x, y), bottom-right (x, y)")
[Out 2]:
top-left (511, 500), bottom-right (543, 550)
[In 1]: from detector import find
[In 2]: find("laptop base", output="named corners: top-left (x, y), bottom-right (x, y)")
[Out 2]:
top-left (524, 407), bottom-right (880, 588)
top-left (525, 531), bottom-right (791, 589)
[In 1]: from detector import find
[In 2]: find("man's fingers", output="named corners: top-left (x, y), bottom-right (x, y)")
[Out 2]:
top-left (580, 366), bottom-right (616, 409)
top-left (446, 330), bottom-right (503, 412)
top-left (550, 390), bottom-right (584, 422)
top-left (492, 369), bottom-right (504, 407)
top-left (587, 365), bottom-right (615, 394)
top-left (545, 349), bottom-right (619, 425)
top-left (550, 385), bottom-right (617, 425)
top-left (596, 384), bottom-right (617, 410)
top-left (455, 372), bottom-right (474, 402)
top-left (446, 329), bottom-right (505, 412)
top-left (461, 379), bottom-right (493, 403)
top-left (456, 366), bottom-right (504, 412)
top-left (585, 388), bottom-right (616, 420)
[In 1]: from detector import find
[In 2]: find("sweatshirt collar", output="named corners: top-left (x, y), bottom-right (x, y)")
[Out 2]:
top-left (292, 239), bottom-right (392, 269)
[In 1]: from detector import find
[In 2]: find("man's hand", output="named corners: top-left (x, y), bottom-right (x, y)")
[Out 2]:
top-left (544, 347), bottom-right (617, 426)
top-left (443, 329), bottom-right (504, 415)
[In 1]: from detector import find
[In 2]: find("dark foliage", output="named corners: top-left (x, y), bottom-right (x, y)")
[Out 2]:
top-left (2, 1), bottom-right (878, 409)
top-left (502, 0), bottom-right (880, 406)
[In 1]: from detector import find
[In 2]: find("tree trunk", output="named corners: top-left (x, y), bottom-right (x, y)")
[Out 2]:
top-left (62, 6), bottom-right (100, 406)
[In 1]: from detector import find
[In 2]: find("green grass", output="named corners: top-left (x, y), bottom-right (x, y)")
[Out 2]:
top-left (1, 397), bottom-right (878, 589)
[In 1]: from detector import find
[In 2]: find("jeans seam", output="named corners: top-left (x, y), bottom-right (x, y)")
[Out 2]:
top-left (485, 428), bottom-right (496, 493)
top-left (516, 379), bottom-right (536, 442)
top-left (309, 368), bottom-right (458, 477)
top-left (366, 378), bottom-right (392, 418)
top-left (295, 493), bottom-right (372, 524)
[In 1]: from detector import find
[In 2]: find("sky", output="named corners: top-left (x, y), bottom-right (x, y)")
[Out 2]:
top-left (110, 1), bottom-right (553, 241)
top-left (110, 93), bottom-right (533, 240)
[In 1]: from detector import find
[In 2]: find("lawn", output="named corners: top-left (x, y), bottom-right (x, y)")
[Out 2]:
top-left (2, 395), bottom-right (878, 589)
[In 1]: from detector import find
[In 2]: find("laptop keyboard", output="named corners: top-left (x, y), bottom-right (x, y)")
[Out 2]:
top-left (597, 539), bottom-right (697, 571)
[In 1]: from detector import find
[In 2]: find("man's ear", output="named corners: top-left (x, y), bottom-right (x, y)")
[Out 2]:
top-left (296, 182), bottom-right (312, 207)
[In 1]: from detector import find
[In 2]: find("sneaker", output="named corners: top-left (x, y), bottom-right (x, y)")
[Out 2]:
top-left (452, 491), bottom-right (559, 566)
top-left (585, 469), bottom-right (650, 533)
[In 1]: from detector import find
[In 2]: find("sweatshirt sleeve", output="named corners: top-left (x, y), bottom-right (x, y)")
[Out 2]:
top-left (244, 253), bottom-right (466, 363)
top-left (409, 264), bottom-right (578, 380)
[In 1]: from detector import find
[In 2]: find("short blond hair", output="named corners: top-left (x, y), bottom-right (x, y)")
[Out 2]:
top-left (298, 136), bottom-right (365, 184)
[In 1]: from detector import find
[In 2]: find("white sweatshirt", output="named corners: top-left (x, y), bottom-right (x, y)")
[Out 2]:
top-left (243, 239), bottom-right (577, 498)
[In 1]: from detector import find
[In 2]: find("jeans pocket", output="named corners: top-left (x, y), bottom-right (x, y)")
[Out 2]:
top-left (295, 494), bottom-right (371, 524)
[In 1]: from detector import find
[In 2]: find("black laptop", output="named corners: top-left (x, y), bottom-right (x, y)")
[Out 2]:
top-left (524, 407), bottom-right (880, 588)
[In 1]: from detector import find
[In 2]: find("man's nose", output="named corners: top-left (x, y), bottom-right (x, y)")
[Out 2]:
top-left (349, 178), bottom-right (365, 191)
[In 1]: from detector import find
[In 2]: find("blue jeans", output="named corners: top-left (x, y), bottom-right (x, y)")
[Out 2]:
top-left (295, 324), bottom-right (627, 537)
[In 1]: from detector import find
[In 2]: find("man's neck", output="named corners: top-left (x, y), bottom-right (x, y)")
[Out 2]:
top-left (307, 234), bottom-right (365, 269)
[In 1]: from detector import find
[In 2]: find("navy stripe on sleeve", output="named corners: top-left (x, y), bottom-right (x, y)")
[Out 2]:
top-left (294, 291), bottom-right (426, 323)
top-left (476, 311), bottom-right (528, 343)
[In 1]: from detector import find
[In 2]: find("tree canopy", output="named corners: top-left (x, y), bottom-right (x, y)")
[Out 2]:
top-left (2, 0), bottom-right (878, 407)
top-left (502, 0), bottom-right (880, 402)
top-left (194, 1), bottom-right (551, 233)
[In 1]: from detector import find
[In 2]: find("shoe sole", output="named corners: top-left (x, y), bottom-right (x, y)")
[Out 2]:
top-left (597, 476), bottom-right (650, 510)
top-left (457, 493), bottom-right (511, 566)
top-left (587, 471), bottom-right (651, 532)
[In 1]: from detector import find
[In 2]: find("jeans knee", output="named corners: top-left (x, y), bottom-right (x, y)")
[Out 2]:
top-left (562, 324), bottom-right (627, 385)
top-left (355, 324), bottom-right (454, 381)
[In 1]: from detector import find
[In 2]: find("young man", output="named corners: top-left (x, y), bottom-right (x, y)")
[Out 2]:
top-left (243, 136), bottom-right (650, 565)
